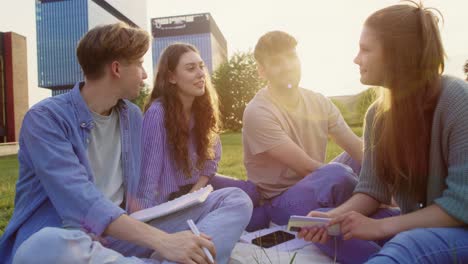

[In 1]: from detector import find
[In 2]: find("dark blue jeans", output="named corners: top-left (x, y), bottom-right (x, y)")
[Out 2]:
top-left (209, 152), bottom-right (360, 231)
top-left (314, 208), bottom-right (468, 264)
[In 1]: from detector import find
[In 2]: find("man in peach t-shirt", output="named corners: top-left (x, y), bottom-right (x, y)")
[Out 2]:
top-left (211, 31), bottom-right (363, 231)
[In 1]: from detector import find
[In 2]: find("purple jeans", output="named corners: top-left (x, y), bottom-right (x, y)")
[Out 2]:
top-left (209, 152), bottom-right (360, 231)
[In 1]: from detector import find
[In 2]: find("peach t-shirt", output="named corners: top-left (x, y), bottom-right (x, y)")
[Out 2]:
top-left (242, 87), bottom-right (347, 199)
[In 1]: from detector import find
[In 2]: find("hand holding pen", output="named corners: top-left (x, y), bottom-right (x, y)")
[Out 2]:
top-left (149, 225), bottom-right (216, 264)
top-left (187, 219), bottom-right (215, 264)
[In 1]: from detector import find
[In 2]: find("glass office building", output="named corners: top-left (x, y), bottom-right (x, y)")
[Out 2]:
top-left (35, 0), bottom-right (146, 95)
top-left (151, 13), bottom-right (227, 74)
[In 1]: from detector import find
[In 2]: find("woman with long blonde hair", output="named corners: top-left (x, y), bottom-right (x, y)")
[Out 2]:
top-left (300, 2), bottom-right (468, 263)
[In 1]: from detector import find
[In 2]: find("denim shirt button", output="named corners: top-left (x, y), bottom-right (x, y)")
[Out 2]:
top-left (80, 122), bottom-right (86, 128)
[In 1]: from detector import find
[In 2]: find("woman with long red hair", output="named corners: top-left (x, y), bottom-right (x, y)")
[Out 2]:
top-left (136, 43), bottom-right (223, 205)
top-left (300, 2), bottom-right (468, 263)
top-left (133, 43), bottom-right (253, 263)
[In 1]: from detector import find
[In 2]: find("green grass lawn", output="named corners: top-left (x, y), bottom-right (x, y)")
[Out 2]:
top-left (0, 128), bottom-right (362, 235)
top-left (0, 154), bottom-right (19, 236)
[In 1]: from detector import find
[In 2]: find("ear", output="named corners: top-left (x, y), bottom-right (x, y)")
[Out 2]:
top-left (110, 61), bottom-right (121, 78)
top-left (168, 71), bottom-right (177, 85)
top-left (257, 63), bottom-right (266, 79)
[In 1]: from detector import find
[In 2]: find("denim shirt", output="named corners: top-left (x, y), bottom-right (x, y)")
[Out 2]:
top-left (0, 82), bottom-right (142, 263)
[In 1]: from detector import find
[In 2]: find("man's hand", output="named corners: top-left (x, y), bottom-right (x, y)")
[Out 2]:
top-left (154, 231), bottom-right (216, 264)
top-left (105, 215), bottom-right (217, 263)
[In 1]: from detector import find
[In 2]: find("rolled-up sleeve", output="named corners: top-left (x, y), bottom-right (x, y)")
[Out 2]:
top-left (22, 109), bottom-right (125, 236)
top-left (200, 136), bottom-right (222, 178)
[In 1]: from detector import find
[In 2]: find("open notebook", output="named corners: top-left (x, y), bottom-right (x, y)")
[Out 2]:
top-left (130, 185), bottom-right (214, 222)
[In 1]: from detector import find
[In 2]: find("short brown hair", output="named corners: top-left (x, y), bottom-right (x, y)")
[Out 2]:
top-left (254, 31), bottom-right (297, 65)
top-left (76, 22), bottom-right (150, 80)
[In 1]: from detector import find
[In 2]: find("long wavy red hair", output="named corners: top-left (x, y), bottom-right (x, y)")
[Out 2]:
top-left (367, 1), bottom-right (444, 202)
top-left (144, 43), bottom-right (221, 177)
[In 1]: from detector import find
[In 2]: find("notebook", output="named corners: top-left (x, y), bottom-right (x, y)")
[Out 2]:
top-left (130, 184), bottom-right (214, 222)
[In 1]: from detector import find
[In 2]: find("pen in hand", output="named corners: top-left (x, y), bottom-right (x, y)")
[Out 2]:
top-left (187, 219), bottom-right (215, 264)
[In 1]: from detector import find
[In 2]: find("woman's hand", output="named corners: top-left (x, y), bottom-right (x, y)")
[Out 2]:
top-left (297, 211), bottom-right (334, 244)
top-left (298, 210), bottom-right (389, 243)
top-left (190, 176), bottom-right (210, 193)
top-left (329, 211), bottom-right (388, 241)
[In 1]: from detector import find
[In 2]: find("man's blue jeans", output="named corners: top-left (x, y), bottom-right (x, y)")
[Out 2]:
top-left (12, 187), bottom-right (253, 264)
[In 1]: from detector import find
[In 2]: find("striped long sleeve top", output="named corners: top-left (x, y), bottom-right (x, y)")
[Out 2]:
top-left (134, 100), bottom-right (221, 211)
top-left (354, 76), bottom-right (468, 223)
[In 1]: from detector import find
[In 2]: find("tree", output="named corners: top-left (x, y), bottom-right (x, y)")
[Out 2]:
top-left (330, 98), bottom-right (354, 125)
top-left (355, 87), bottom-right (378, 123)
top-left (131, 82), bottom-right (150, 111)
top-left (212, 52), bottom-right (266, 131)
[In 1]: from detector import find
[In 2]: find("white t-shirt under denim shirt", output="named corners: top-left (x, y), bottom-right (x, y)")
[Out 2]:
top-left (88, 108), bottom-right (124, 207)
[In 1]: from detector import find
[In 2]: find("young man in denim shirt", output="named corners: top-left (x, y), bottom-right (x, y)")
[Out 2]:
top-left (0, 23), bottom-right (252, 264)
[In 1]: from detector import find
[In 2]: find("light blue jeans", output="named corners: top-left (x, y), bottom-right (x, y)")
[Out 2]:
top-left (12, 187), bottom-right (253, 264)
top-left (366, 227), bottom-right (468, 264)
top-left (314, 208), bottom-right (468, 264)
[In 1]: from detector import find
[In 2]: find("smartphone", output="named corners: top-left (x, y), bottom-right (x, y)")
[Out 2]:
top-left (251, 230), bottom-right (295, 248)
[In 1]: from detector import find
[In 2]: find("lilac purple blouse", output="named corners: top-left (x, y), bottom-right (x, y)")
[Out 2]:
top-left (135, 100), bottom-right (221, 210)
